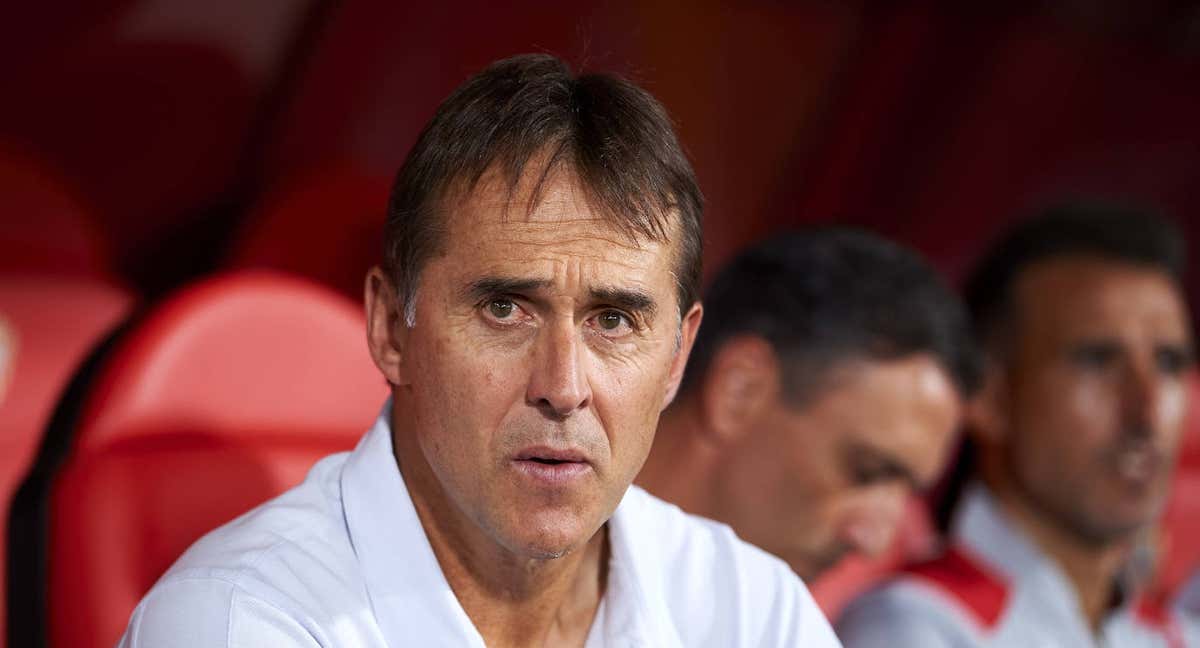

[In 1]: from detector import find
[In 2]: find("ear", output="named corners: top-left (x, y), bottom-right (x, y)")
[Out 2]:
top-left (364, 266), bottom-right (412, 387)
top-left (700, 335), bottom-right (780, 445)
top-left (966, 353), bottom-right (1009, 444)
top-left (662, 302), bottom-right (704, 409)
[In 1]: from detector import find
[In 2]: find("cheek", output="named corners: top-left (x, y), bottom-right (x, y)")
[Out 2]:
top-left (1066, 382), bottom-right (1118, 431)
top-left (1016, 370), bottom-right (1114, 453)
top-left (1156, 381), bottom-right (1189, 445)
top-left (589, 352), bottom-right (672, 444)
top-left (762, 430), bottom-right (835, 519)
top-left (410, 330), bottom-right (527, 454)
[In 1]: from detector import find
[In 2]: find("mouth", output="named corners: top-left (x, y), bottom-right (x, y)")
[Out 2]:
top-left (515, 446), bottom-right (588, 463)
top-left (511, 446), bottom-right (592, 485)
top-left (1109, 445), bottom-right (1164, 486)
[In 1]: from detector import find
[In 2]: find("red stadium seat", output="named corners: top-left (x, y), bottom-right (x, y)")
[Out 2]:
top-left (8, 271), bottom-right (386, 648)
top-left (0, 148), bottom-right (111, 278)
top-left (0, 274), bottom-right (132, 647)
top-left (810, 495), bottom-right (938, 619)
top-left (228, 163), bottom-right (392, 299)
top-left (1, 36), bottom-right (254, 292)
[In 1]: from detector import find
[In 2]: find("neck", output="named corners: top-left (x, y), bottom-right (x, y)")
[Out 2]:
top-left (430, 515), bottom-right (608, 648)
top-left (391, 412), bottom-right (607, 647)
top-left (982, 467), bottom-right (1130, 630)
top-left (636, 399), bottom-right (719, 518)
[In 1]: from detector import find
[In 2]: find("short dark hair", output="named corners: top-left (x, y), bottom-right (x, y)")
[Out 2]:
top-left (964, 202), bottom-right (1186, 349)
top-left (681, 228), bottom-right (980, 404)
top-left (382, 53), bottom-right (703, 319)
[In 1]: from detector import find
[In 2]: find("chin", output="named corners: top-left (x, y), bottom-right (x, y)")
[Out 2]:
top-left (505, 511), bottom-right (598, 560)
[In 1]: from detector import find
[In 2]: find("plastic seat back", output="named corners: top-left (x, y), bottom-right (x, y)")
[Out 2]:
top-left (12, 271), bottom-right (384, 648)
top-left (0, 275), bottom-right (131, 647)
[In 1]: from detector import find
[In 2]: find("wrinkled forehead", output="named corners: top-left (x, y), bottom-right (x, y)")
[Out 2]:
top-left (433, 165), bottom-right (683, 294)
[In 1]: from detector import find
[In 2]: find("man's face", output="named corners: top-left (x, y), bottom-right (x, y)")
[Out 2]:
top-left (715, 354), bottom-right (962, 581)
top-left (382, 169), bottom-right (700, 560)
top-left (994, 257), bottom-right (1193, 545)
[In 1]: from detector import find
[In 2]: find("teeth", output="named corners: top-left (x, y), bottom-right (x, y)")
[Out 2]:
top-left (1116, 450), bottom-right (1153, 482)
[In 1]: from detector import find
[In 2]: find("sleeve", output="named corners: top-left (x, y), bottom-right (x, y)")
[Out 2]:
top-left (835, 589), bottom-right (957, 648)
top-left (117, 577), bottom-right (323, 648)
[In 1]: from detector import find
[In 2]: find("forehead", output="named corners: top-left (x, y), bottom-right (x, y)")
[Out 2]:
top-left (432, 168), bottom-right (681, 295)
top-left (1010, 256), bottom-right (1191, 344)
top-left (803, 355), bottom-right (962, 483)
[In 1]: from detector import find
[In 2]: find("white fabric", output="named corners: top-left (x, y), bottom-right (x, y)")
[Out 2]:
top-left (1181, 572), bottom-right (1200, 618)
top-left (118, 403), bottom-right (840, 647)
top-left (837, 485), bottom-right (1200, 647)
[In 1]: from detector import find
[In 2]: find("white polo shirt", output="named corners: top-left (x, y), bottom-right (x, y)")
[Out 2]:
top-left (118, 404), bottom-right (840, 647)
top-left (837, 484), bottom-right (1200, 648)
top-left (1180, 571), bottom-right (1200, 618)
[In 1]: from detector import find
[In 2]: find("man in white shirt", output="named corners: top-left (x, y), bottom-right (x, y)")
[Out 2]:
top-left (838, 206), bottom-right (1199, 646)
top-left (638, 230), bottom-right (979, 582)
top-left (118, 54), bottom-right (840, 647)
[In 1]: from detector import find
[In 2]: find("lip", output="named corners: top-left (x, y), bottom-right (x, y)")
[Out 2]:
top-left (514, 446), bottom-right (589, 463)
top-left (511, 445), bottom-right (592, 486)
top-left (1111, 447), bottom-right (1163, 485)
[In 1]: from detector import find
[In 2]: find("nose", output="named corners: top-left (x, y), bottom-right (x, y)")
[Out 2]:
top-left (1122, 359), bottom-right (1167, 438)
top-left (839, 489), bottom-right (907, 558)
top-left (525, 318), bottom-right (591, 418)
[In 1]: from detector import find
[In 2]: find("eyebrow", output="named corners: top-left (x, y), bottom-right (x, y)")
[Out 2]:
top-left (463, 277), bottom-right (659, 317)
top-left (589, 285), bottom-right (658, 318)
top-left (464, 277), bottom-right (553, 303)
top-left (850, 442), bottom-right (925, 492)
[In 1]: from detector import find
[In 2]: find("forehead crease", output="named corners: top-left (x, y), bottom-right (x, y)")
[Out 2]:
top-left (491, 224), bottom-right (649, 252)
top-left (469, 252), bottom-right (663, 283)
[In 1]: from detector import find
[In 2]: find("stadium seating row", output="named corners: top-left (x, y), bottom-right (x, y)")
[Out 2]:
top-left (2, 148), bottom-right (1198, 647)
top-left (3, 270), bottom-right (386, 648)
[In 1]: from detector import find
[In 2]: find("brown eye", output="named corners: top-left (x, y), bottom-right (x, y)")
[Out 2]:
top-left (598, 311), bottom-right (625, 330)
top-left (488, 299), bottom-right (515, 319)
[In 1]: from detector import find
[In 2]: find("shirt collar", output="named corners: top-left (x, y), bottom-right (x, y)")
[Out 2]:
top-left (952, 483), bottom-right (1051, 583)
top-left (340, 401), bottom-right (679, 647)
top-left (341, 401), bottom-right (485, 646)
top-left (953, 483), bottom-right (1147, 625)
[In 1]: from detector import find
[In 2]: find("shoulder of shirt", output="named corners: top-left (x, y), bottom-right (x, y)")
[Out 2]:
top-left (139, 450), bottom-right (360, 619)
top-left (836, 580), bottom-right (967, 648)
top-left (622, 485), bottom-right (796, 586)
top-left (620, 486), bottom-right (838, 646)
top-left (837, 544), bottom-right (1010, 643)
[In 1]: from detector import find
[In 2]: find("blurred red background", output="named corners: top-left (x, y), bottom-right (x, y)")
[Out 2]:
top-left (2, 1), bottom-right (1199, 646)
top-left (4, 1), bottom-right (1199, 299)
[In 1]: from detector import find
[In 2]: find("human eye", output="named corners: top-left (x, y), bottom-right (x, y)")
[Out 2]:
top-left (1068, 342), bottom-right (1120, 372)
top-left (1155, 345), bottom-right (1193, 376)
top-left (480, 297), bottom-right (528, 325)
top-left (587, 309), bottom-right (635, 339)
top-left (848, 456), bottom-right (898, 487)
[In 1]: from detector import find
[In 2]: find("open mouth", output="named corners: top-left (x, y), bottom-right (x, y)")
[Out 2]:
top-left (512, 446), bottom-right (591, 484)
top-left (514, 446), bottom-right (587, 464)
top-left (528, 457), bottom-right (570, 465)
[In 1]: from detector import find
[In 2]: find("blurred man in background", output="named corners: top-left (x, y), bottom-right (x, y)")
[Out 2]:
top-left (838, 206), bottom-right (1200, 646)
top-left (638, 228), bottom-right (980, 582)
